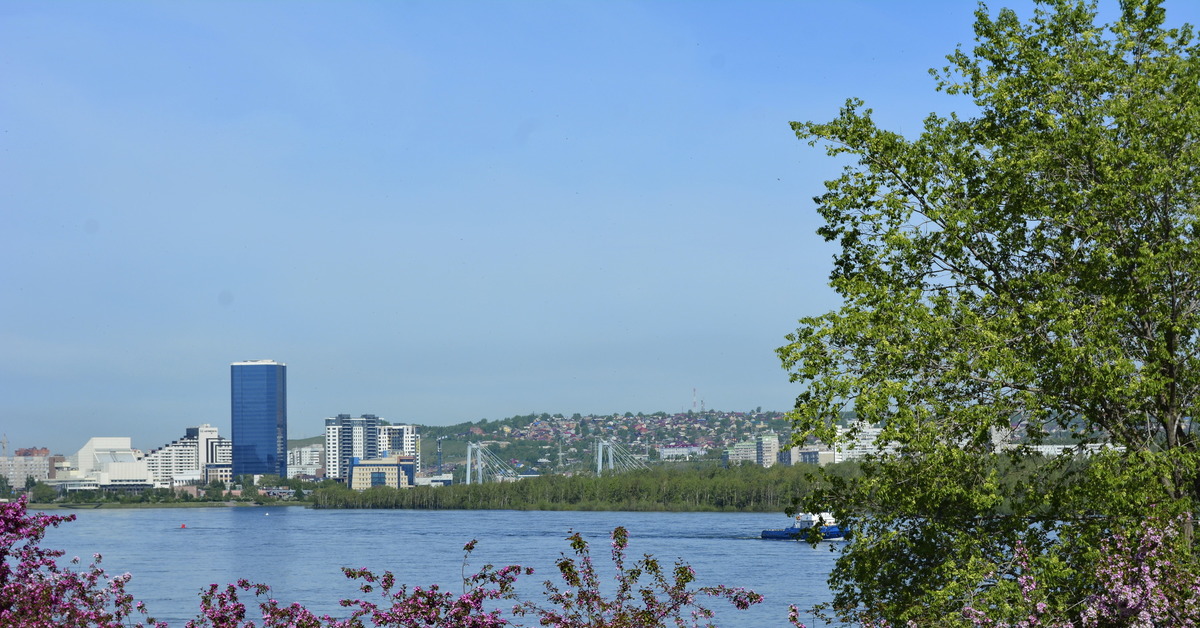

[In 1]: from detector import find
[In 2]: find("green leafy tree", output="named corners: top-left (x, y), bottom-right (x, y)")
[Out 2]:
top-left (29, 482), bottom-right (57, 503)
top-left (0, 475), bottom-right (10, 498)
top-left (253, 474), bottom-right (286, 488)
top-left (779, 0), bottom-right (1200, 624)
top-left (203, 480), bottom-right (226, 501)
top-left (236, 476), bottom-right (260, 501)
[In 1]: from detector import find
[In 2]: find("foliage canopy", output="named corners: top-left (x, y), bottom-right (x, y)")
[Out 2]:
top-left (779, 0), bottom-right (1200, 623)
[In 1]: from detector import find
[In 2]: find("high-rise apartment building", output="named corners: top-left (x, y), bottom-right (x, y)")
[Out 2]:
top-left (324, 414), bottom-right (380, 481)
top-left (325, 415), bottom-right (422, 481)
top-left (756, 433), bottom-right (780, 468)
top-left (231, 360), bottom-right (287, 478)
top-left (379, 424), bottom-right (421, 473)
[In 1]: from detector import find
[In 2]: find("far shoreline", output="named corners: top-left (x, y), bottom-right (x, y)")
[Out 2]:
top-left (30, 501), bottom-right (309, 510)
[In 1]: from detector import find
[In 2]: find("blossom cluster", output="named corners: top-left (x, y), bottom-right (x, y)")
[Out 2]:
top-left (0, 497), bottom-right (165, 627)
top-left (1077, 515), bottom-right (1200, 627)
top-left (960, 515), bottom-right (1200, 627)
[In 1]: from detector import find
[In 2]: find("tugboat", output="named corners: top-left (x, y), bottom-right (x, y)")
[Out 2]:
top-left (761, 512), bottom-right (846, 540)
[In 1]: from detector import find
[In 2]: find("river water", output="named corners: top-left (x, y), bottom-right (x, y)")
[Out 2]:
top-left (42, 506), bottom-right (840, 627)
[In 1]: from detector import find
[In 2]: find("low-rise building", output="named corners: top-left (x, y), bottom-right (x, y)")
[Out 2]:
top-left (348, 455), bottom-right (417, 491)
top-left (413, 473), bottom-right (453, 487)
top-left (722, 441), bottom-right (758, 466)
top-left (1021, 443), bottom-right (1126, 457)
top-left (204, 463), bottom-right (233, 486)
top-left (778, 446), bottom-right (837, 466)
top-left (657, 446), bottom-right (707, 460)
top-left (59, 437), bottom-right (152, 492)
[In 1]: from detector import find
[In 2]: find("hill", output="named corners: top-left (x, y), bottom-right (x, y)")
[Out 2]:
top-left (289, 409), bottom-right (792, 472)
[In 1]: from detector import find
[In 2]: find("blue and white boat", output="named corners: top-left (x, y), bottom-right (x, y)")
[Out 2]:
top-left (760, 512), bottom-right (846, 540)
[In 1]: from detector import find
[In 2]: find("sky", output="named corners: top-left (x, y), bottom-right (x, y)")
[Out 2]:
top-left (5, 1), bottom-right (1199, 456)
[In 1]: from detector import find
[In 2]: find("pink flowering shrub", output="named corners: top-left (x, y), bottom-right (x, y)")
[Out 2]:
top-left (1, 496), bottom-right (761, 627)
top-left (187, 528), bottom-right (761, 628)
top-left (960, 541), bottom-right (1069, 628)
top-left (514, 526), bottom-right (763, 627)
top-left (185, 540), bottom-right (529, 628)
top-left (0, 496), bottom-right (165, 628)
top-left (957, 515), bottom-right (1200, 627)
top-left (1077, 515), bottom-right (1200, 627)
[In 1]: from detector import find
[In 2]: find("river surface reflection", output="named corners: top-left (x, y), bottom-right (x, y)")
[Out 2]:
top-left (44, 507), bottom-right (840, 627)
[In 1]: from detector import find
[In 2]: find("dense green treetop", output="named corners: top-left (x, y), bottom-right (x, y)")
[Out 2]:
top-left (779, 0), bottom-right (1200, 623)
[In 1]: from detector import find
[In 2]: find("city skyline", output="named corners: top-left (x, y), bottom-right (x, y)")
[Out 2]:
top-left (7, 1), bottom-right (1200, 456)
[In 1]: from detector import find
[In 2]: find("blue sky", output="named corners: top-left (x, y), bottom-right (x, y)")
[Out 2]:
top-left (5, 1), bottom-right (1197, 455)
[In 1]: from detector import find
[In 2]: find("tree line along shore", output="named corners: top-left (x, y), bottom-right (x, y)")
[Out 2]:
top-left (27, 462), bottom-right (850, 512)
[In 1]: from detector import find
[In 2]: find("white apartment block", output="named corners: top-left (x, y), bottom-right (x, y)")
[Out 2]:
top-left (1023, 443), bottom-right (1126, 457)
top-left (723, 434), bottom-right (779, 467)
top-left (831, 421), bottom-right (896, 462)
top-left (143, 424), bottom-right (232, 488)
top-left (287, 443), bottom-right (324, 478)
top-left (325, 414), bottom-right (381, 481)
top-left (756, 433), bottom-right (780, 468)
top-left (379, 424), bottom-right (421, 473)
top-left (657, 446), bottom-right (707, 460)
top-left (723, 441), bottom-right (758, 465)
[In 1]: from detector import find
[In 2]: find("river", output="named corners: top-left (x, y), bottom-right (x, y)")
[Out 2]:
top-left (42, 506), bottom-right (840, 627)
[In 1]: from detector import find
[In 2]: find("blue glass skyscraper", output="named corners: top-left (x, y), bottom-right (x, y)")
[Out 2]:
top-left (231, 360), bottom-right (287, 478)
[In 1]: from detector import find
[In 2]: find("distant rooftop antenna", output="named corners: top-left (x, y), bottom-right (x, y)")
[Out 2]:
top-left (1, 433), bottom-right (7, 457)
top-left (692, 388), bottom-right (697, 411)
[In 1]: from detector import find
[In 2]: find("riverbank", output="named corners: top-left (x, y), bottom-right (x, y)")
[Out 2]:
top-left (24, 463), bottom-right (860, 512)
top-left (34, 501), bottom-right (305, 510)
